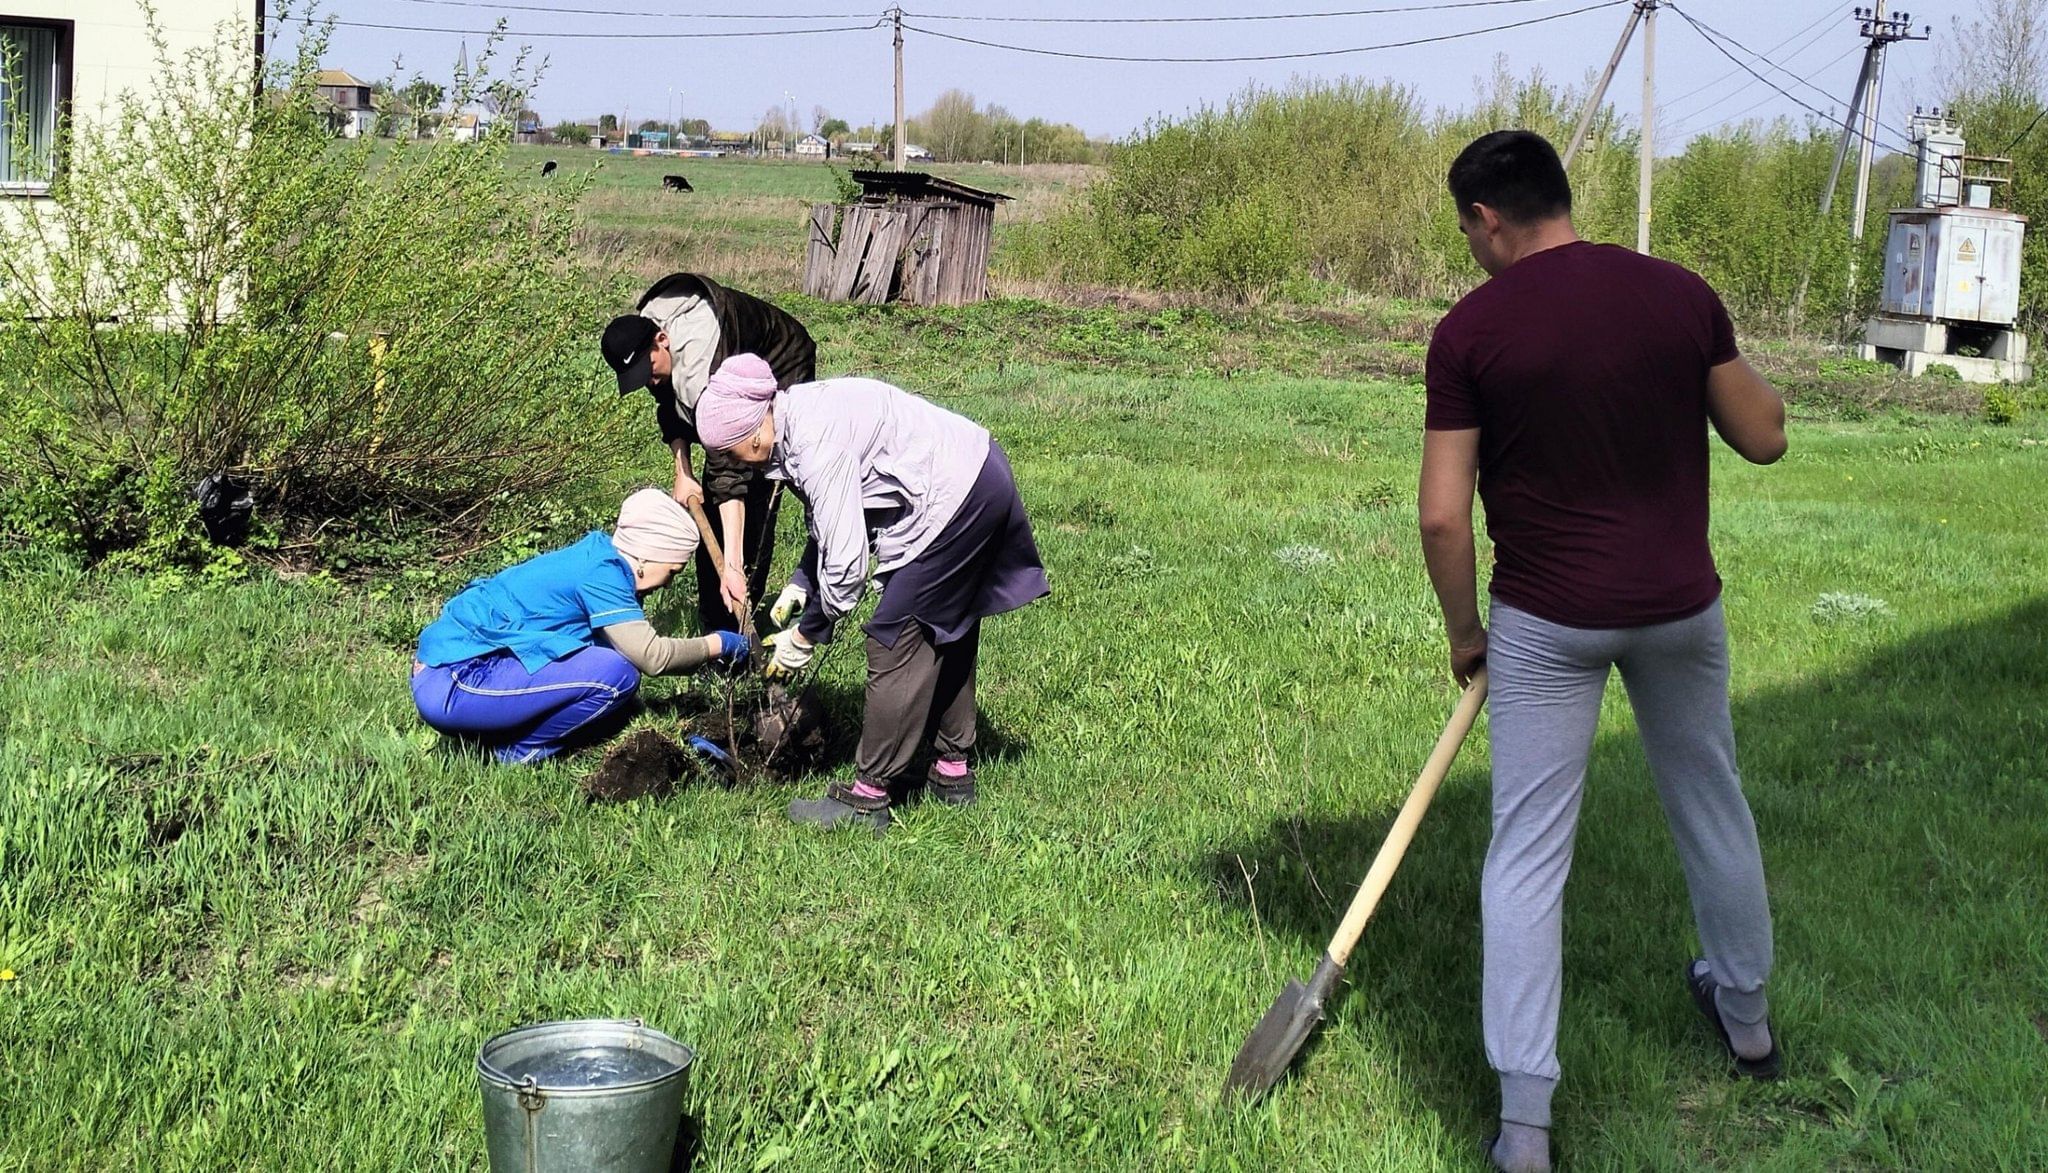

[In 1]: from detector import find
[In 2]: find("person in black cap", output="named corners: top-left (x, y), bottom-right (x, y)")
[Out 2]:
top-left (600, 273), bottom-right (816, 633)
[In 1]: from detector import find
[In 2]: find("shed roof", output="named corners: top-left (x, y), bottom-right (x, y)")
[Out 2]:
top-left (850, 170), bottom-right (1012, 208)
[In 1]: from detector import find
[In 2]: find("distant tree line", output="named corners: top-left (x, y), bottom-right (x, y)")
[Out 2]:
top-left (1010, 0), bottom-right (2048, 336)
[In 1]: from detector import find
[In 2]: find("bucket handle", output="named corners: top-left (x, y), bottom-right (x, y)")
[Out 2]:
top-left (476, 1017), bottom-right (650, 1094)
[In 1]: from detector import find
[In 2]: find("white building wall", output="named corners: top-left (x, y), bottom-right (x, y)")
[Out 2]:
top-left (7, 0), bottom-right (258, 123)
top-left (2, 1), bottom-right (258, 302)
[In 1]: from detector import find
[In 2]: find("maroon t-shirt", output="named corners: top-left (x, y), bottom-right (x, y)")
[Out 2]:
top-left (1425, 241), bottom-right (1739, 629)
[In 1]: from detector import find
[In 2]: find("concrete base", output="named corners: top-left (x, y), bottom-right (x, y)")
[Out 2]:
top-left (1858, 317), bottom-right (2033, 384)
top-left (1862, 316), bottom-right (1949, 353)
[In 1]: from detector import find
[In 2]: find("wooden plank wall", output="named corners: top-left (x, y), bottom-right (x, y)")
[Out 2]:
top-left (853, 210), bottom-right (906, 304)
top-left (801, 204), bottom-right (837, 299)
top-left (899, 205), bottom-right (943, 305)
top-left (802, 198), bottom-right (996, 306)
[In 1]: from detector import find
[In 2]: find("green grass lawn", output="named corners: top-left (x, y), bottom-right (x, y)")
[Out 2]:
top-left (3, 308), bottom-right (2046, 1169)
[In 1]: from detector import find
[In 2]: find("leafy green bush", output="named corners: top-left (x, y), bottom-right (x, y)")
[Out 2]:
top-left (1982, 383), bottom-right (2021, 424)
top-left (0, 18), bottom-right (631, 566)
top-left (1011, 66), bottom-right (1917, 331)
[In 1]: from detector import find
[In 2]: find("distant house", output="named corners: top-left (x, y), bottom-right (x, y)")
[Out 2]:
top-left (443, 111), bottom-right (492, 143)
top-left (843, 141), bottom-right (879, 157)
top-left (795, 133), bottom-right (829, 159)
top-left (313, 69), bottom-right (376, 139)
top-left (3, 0), bottom-right (258, 198)
top-left (903, 143), bottom-right (934, 162)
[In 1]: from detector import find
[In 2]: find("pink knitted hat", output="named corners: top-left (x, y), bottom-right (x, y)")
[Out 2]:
top-left (695, 353), bottom-right (779, 449)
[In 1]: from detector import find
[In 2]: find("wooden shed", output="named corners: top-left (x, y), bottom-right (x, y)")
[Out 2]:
top-left (802, 171), bottom-right (1012, 306)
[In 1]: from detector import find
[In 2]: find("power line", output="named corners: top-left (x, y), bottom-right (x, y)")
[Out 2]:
top-left (2002, 105), bottom-right (2048, 153)
top-left (899, 0), bottom-right (1628, 64)
top-left (1674, 43), bottom-right (1861, 140)
top-left (1669, 5), bottom-right (1858, 114)
top-left (1666, 4), bottom-right (1909, 154)
top-left (1656, 5), bottom-right (1836, 117)
top-left (316, 16), bottom-right (882, 38)
top-left (1664, 35), bottom-right (1848, 133)
top-left (382, 0), bottom-right (873, 16)
top-left (355, 0), bottom-right (1590, 22)
top-left (907, 0), bottom-right (1581, 22)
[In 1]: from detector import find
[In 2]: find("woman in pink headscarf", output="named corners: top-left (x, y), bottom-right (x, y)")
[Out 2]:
top-left (697, 354), bottom-right (1051, 830)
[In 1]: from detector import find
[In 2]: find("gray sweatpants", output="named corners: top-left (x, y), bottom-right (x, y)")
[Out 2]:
top-left (1485, 599), bottom-right (1773, 1129)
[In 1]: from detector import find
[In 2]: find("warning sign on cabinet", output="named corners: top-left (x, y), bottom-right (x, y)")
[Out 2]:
top-left (1957, 238), bottom-right (1979, 263)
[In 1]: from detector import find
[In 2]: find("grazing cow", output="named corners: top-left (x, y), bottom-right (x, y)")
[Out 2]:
top-left (540, 159), bottom-right (558, 177)
top-left (662, 174), bottom-right (693, 192)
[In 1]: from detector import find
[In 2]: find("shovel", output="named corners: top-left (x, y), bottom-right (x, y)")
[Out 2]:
top-left (1222, 668), bottom-right (1488, 1102)
top-left (681, 495), bottom-right (755, 642)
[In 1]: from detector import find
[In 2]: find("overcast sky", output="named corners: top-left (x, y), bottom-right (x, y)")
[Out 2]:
top-left (291, 0), bottom-right (1952, 149)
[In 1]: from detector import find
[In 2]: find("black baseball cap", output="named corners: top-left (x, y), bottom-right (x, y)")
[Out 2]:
top-left (601, 314), bottom-right (659, 395)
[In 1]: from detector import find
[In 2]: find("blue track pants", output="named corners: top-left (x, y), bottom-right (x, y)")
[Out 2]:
top-left (411, 647), bottom-right (640, 765)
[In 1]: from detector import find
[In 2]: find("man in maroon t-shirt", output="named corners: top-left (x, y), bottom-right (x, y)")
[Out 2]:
top-left (1419, 130), bottom-right (1789, 1173)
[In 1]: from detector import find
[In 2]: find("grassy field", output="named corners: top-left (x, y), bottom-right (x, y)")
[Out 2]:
top-left (534, 146), bottom-right (1094, 296)
top-left (3, 280), bottom-right (2045, 1170)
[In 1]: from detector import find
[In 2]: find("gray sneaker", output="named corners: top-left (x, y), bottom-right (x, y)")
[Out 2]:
top-left (788, 781), bottom-right (891, 831)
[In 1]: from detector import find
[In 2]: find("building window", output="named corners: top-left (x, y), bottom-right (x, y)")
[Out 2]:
top-left (1, 17), bottom-right (71, 195)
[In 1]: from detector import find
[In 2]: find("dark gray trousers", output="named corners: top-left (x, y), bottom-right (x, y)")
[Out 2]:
top-left (693, 474), bottom-right (781, 634)
top-left (1485, 599), bottom-right (1773, 1128)
top-left (856, 621), bottom-right (978, 786)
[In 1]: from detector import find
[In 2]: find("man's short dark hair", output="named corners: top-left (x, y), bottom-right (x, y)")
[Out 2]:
top-left (1447, 130), bottom-right (1572, 225)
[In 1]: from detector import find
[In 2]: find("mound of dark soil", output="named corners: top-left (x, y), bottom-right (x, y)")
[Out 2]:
top-left (580, 684), bottom-right (833, 801)
top-left (754, 682), bottom-right (829, 779)
top-left (581, 729), bottom-right (690, 803)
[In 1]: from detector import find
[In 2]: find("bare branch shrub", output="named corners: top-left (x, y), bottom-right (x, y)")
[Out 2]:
top-left (0, 13), bottom-right (630, 565)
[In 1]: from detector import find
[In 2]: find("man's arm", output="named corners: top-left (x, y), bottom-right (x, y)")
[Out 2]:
top-left (1705, 357), bottom-right (1788, 465)
top-left (717, 497), bottom-right (748, 614)
top-left (671, 439), bottom-right (703, 504)
top-left (1419, 427), bottom-right (1487, 686)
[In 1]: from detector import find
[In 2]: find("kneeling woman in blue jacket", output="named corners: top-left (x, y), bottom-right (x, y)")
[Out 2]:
top-left (411, 489), bottom-right (751, 764)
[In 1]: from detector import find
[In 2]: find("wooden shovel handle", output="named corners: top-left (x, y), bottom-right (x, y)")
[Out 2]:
top-left (1326, 668), bottom-right (1488, 967)
top-left (681, 496), bottom-right (726, 571)
top-left (682, 495), bottom-right (755, 640)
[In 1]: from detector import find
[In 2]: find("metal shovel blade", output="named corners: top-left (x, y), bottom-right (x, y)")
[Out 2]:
top-left (1223, 953), bottom-right (1343, 1101)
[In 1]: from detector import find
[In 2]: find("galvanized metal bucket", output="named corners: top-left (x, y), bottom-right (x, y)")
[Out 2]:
top-left (476, 1018), bottom-right (694, 1173)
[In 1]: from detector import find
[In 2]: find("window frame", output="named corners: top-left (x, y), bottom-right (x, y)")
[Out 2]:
top-left (0, 14), bottom-right (74, 198)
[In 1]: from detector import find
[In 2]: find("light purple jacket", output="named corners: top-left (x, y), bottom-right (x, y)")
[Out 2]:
top-left (771, 378), bottom-right (991, 625)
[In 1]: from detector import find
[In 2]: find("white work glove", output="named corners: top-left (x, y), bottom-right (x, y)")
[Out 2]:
top-left (762, 628), bottom-right (815, 680)
top-left (770, 583), bottom-right (809, 628)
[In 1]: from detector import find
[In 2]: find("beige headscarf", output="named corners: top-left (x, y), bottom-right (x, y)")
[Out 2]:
top-left (611, 488), bottom-right (700, 565)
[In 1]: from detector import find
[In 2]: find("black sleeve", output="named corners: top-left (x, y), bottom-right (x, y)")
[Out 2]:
top-left (701, 445), bottom-right (756, 507)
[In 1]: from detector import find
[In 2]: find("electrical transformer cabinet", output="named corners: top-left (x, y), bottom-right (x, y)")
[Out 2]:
top-left (1880, 208), bottom-right (2027, 327)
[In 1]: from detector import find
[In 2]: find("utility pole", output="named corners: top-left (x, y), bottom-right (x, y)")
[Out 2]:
top-left (1847, 3), bottom-right (1926, 242)
top-left (1637, 0), bottom-right (1656, 254)
top-left (891, 7), bottom-right (906, 171)
top-left (1818, 47), bottom-right (1877, 216)
top-left (1562, 1), bottom-right (1647, 168)
top-left (1558, 0), bottom-right (1656, 253)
